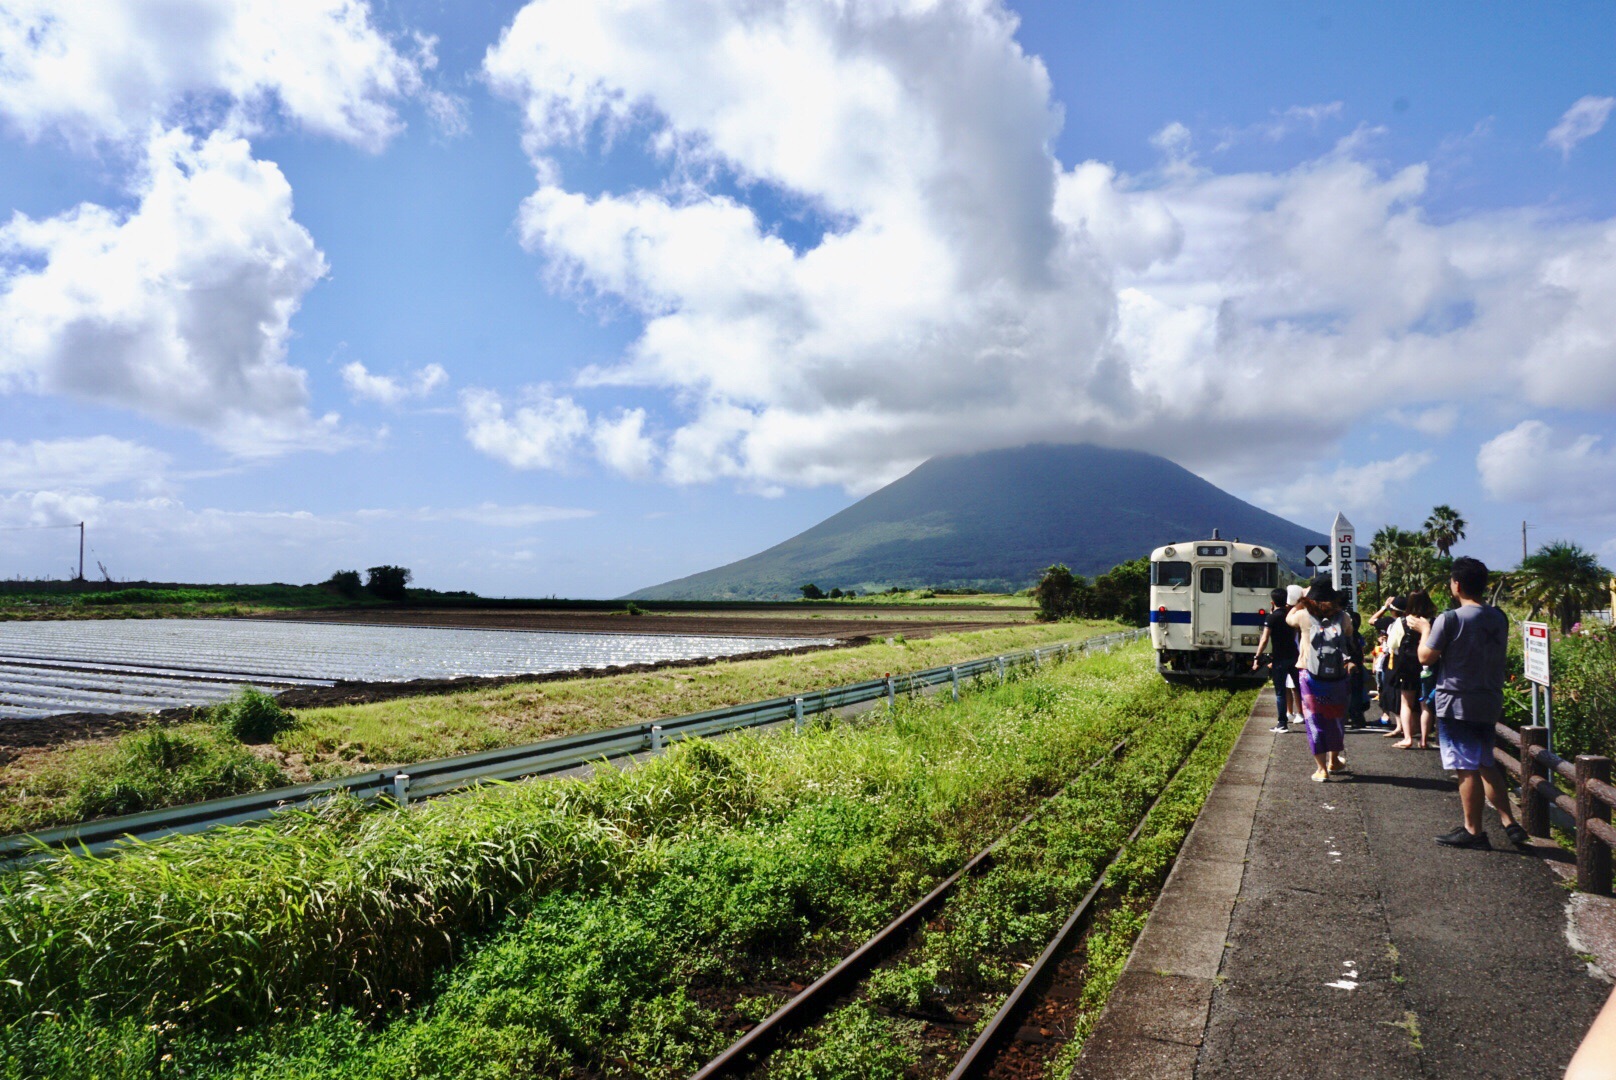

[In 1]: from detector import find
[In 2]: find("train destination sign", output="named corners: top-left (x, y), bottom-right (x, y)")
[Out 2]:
top-left (1523, 621), bottom-right (1551, 687)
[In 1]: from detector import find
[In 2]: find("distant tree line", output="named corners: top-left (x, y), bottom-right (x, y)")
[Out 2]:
top-left (324, 565), bottom-right (413, 602)
top-left (799, 584), bottom-right (860, 599)
top-left (1033, 558), bottom-right (1150, 625)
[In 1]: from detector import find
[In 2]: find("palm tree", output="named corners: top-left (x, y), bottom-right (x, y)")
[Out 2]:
top-left (1515, 541), bottom-right (1611, 634)
top-left (1423, 505), bottom-right (1468, 557)
top-left (1369, 525), bottom-right (1406, 581)
top-left (1369, 525), bottom-right (1431, 594)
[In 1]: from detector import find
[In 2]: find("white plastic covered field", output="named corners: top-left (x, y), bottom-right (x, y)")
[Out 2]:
top-left (0, 620), bottom-right (832, 720)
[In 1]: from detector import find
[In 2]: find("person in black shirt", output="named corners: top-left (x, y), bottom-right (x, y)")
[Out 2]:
top-left (1253, 587), bottom-right (1300, 733)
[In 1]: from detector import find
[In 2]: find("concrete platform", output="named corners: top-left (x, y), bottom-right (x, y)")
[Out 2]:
top-left (1073, 691), bottom-right (1613, 1079)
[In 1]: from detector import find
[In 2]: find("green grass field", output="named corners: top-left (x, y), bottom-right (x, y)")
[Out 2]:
top-left (0, 621), bottom-right (1113, 836)
top-left (0, 641), bottom-right (1252, 1079)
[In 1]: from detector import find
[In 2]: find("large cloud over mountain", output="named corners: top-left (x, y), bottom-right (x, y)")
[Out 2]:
top-left (481, 0), bottom-right (1616, 492)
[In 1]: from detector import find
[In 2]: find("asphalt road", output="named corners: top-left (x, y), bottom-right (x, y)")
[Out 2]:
top-left (1196, 710), bottom-right (1609, 1079)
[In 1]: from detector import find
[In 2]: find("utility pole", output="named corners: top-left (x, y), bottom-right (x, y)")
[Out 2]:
top-left (1522, 520), bottom-right (1527, 563)
top-left (77, 522), bottom-right (84, 582)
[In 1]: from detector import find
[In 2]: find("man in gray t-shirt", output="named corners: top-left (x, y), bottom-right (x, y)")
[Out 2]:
top-left (1415, 557), bottom-right (1528, 850)
top-left (1427, 601), bottom-right (1509, 726)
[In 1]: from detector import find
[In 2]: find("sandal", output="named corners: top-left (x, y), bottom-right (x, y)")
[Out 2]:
top-left (1381, 729), bottom-right (1403, 738)
top-left (1394, 741), bottom-right (1413, 749)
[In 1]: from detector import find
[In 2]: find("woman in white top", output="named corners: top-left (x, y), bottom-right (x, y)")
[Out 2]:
top-left (1287, 579), bottom-right (1362, 781)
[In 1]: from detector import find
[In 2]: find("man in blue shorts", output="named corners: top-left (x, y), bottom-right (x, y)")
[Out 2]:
top-left (1414, 556), bottom-right (1530, 849)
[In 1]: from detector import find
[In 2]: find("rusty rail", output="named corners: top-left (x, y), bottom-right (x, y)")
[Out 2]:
top-left (688, 736), bottom-right (1134, 1079)
top-left (1494, 723), bottom-right (1613, 895)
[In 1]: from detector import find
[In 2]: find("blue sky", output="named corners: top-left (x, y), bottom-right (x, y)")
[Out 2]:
top-left (2, 0), bottom-right (1614, 596)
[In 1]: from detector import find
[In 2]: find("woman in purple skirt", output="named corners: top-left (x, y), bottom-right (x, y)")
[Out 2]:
top-left (1286, 580), bottom-right (1362, 781)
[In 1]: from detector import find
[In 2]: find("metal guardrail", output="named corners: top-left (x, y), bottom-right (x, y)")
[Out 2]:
top-left (0, 628), bottom-right (1148, 862)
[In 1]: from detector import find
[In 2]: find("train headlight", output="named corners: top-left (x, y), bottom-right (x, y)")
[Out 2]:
top-left (1163, 547), bottom-right (1176, 557)
top-left (1252, 547), bottom-right (1264, 557)
top-left (1241, 633), bottom-right (1259, 646)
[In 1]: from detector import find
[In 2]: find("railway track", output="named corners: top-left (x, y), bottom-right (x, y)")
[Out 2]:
top-left (689, 701), bottom-right (1226, 1079)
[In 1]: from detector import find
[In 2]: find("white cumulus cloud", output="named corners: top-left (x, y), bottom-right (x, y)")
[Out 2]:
top-left (0, 436), bottom-right (169, 492)
top-left (1544, 95), bottom-right (1616, 159)
top-left (0, 0), bottom-right (433, 149)
top-left (479, 0), bottom-right (1616, 493)
top-left (1477, 420), bottom-right (1616, 516)
top-left (1252, 452), bottom-right (1435, 523)
top-left (0, 0), bottom-right (443, 456)
top-left (341, 361), bottom-right (448, 405)
top-left (461, 387), bottom-right (590, 471)
top-left (0, 128), bottom-right (344, 455)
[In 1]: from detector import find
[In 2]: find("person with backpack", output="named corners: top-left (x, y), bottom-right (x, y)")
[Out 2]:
top-left (1287, 578), bottom-right (1362, 781)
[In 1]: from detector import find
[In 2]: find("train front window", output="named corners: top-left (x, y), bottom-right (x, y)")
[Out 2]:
top-left (1153, 561), bottom-right (1191, 587)
top-left (1232, 562), bottom-right (1277, 589)
top-left (1200, 567), bottom-right (1224, 593)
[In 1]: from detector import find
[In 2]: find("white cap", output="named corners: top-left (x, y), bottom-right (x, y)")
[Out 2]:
top-left (1286, 584), bottom-right (1305, 605)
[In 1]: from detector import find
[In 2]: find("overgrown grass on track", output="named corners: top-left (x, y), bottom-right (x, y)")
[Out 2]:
top-left (778, 689), bottom-right (1254, 1077)
top-left (0, 641), bottom-right (1234, 1080)
top-left (0, 621), bottom-right (1116, 836)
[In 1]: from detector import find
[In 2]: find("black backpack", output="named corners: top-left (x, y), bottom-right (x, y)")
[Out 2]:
top-left (1310, 614), bottom-right (1349, 681)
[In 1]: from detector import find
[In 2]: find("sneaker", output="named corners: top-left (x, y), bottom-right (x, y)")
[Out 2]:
top-left (1312, 768), bottom-right (1328, 782)
top-left (1434, 826), bottom-right (1491, 849)
top-left (1270, 723), bottom-right (1290, 734)
top-left (1505, 823), bottom-right (1532, 848)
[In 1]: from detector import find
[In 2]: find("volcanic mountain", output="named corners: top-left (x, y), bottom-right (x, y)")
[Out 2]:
top-left (629, 443), bottom-right (1326, 600)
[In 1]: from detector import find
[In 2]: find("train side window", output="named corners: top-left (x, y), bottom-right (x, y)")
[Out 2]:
top-left (1232, 562), bottom-right (1277, 590)
top-left (1200, 567), bottom-right (1224, 594)
top-left (1153, 561), bottom-right (1191, 587)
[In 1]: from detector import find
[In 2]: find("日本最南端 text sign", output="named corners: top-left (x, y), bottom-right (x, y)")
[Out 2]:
top-left (1330, 512), bottom-right (1356, 609)
top-left (1523, 621), bottom-right (1551, 687)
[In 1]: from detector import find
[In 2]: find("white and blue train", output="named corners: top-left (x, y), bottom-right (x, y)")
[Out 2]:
top-left (1149, 530), bottom-right (1279, 682)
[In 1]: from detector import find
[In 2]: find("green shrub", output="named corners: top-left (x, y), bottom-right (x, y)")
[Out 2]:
top-left (62, 725), bottom-right (287, 822)
top-left (77, 588), bottom-right (229, 606)
top-left (1504, 627), bottom-right (1616, 760)
top-left (324, 570), bottom-right (364, 599)
top-left (210, 688), bottom-right (299, 743)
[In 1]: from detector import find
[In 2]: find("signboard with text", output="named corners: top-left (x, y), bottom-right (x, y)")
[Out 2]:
top-left (1523, 621), bottom-right (1551, 687)
top-left (1330, 512), bottom-right (1357, 609)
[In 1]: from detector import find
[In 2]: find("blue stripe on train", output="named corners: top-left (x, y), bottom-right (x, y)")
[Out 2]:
top-left (1150, 611), bottom-right (1267, 626)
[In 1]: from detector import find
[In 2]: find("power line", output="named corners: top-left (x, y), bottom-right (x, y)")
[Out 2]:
top-left (1, 521), bottom-right (85, 579)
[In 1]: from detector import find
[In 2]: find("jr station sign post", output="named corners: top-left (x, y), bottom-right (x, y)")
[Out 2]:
top-left (1523, 620), bottom-right (1552, 750)
top-left (1330, 512), bottom-right (1357, 611)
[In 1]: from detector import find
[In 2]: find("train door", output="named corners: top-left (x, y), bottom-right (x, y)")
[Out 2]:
top-left (1195, 565), bottom-right (1228, 646)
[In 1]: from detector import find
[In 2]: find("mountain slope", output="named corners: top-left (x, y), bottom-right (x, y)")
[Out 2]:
top-left (629, 443), bottom-right (1326, 600)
